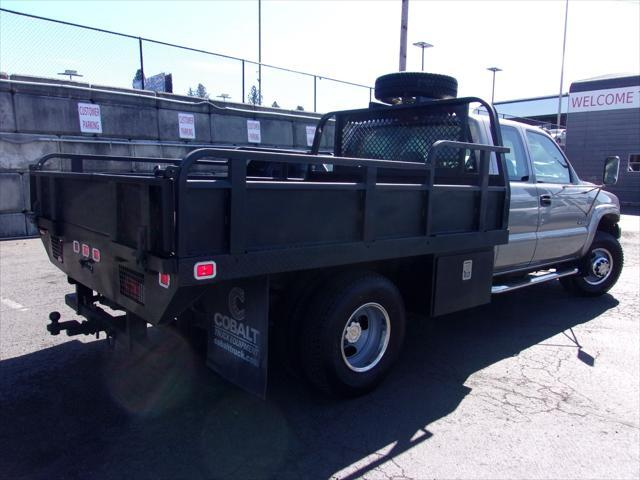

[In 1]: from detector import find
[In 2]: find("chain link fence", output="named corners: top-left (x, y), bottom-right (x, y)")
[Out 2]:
top-left (0, 8), bottom-right (373, 112)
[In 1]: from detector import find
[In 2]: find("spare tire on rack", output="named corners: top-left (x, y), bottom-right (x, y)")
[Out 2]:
top-left (374, 72), bottom-right (458, 104)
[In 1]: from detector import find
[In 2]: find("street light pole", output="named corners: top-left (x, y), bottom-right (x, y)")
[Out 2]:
top-left (557, 0), bottom-right (569, 128)
top-left (57, 69), bottom-right (83, 81)
top-left (413, 41), bottom-right (433, 71)
top-left (487, 67), bottom-right (502, 104)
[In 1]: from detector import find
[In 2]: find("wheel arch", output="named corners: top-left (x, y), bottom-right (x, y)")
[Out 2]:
top-left (597, 213), bottom-right (621, 239)
top-left (269, 255), bottom-right (435, 325)
top-left (580, 207), bottom-right (621, 256)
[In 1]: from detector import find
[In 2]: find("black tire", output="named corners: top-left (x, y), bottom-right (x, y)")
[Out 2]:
top-left (274, 271), bottom-right (329, 379)
top-left (374, 72), bottom-right (458, 103)
top-left (560, 231), bottom-right (624, 297)
top-left (300, 271), bottom-right (406, 397)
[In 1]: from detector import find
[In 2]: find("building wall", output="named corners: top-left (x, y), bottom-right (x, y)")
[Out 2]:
top-left (565, 76), bottom-right (640, 208)
top-left (565, 107), bottom-right (640, 206)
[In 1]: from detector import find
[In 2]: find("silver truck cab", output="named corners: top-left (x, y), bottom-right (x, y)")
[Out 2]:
top-left (471, 114), bottom-right (622, 293)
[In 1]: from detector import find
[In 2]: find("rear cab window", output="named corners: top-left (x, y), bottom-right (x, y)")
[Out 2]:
top-left (500, 125), bottom-right (529, 182)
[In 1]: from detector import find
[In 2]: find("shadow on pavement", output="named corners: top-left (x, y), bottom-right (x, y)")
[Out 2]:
top-left (0, 282), bottom-right (619, 480)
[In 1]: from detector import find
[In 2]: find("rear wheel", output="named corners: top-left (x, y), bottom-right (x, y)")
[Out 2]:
top-left (300, 272), bottom-right (406, 397)
top-left (560, 231), bottom-right (623, 296)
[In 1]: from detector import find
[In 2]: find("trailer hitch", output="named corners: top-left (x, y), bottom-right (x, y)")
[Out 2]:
top-left (47, 290), bottom-right (124, 340)
top-left (47, 290), bottom-right (147, 352)
top-left (47, 311), bottom-right (104, 337)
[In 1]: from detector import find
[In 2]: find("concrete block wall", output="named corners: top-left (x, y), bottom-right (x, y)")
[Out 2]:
top-left (0, 76), bottom-right (338, 237)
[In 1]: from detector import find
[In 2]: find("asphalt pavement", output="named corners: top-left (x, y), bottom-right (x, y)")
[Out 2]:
top-left (1, 216), bottom-right (638, 480)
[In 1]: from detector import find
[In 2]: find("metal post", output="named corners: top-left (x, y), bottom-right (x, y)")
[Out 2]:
top-left (557, 0), bottom-right (569, 128)
top-left (399, 0), bottom-right (409, 71)
top-left (369, 88), bottom-right (373, 103)
top-left (242, 60), bottom-right (246, 103)
top-left (491, 71), bottom-right (496, 103)
top-left (413, 42), bottom-right (433, 72)
top-left (313, 76), bottom-right (317, 113)
top-left (258, 0), bottom-right (262, 104)
top-left (487, 67), bottom-right (502, 104)
top-left (138, 37), bottom-right (145, 90)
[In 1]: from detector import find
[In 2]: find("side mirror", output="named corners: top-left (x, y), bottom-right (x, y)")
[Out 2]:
top-left (603, 156), bottom-right (620, 185)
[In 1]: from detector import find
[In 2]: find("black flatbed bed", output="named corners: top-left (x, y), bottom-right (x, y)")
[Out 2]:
top-left (30, 96), bottom-right (509, 326)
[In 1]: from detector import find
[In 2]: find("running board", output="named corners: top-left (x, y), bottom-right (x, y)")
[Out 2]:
top-left (491, 268), bottom-right (579, 295)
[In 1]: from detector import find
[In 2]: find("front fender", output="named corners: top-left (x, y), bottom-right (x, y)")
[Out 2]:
top-left (581, 203), bottom-right (620, 256)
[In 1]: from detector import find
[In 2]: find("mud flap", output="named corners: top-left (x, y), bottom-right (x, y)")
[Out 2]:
top-left (205, 276), bottom-right (269, 398)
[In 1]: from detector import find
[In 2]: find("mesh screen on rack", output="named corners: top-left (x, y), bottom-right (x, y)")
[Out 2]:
top-left (339, 105), bottom-right (471, 169)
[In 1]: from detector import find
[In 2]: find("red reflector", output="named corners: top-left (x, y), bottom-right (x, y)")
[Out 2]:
top-left (72, 241), bottom-right (80, 254)
top-left (194, 261), bottom-right (217, 280)
top-left (81, 244), bottom-right (90, 257)
top-left (91, 248), bottom-right (101, 262)
top-left (158, 272), bottom-right (170, 288)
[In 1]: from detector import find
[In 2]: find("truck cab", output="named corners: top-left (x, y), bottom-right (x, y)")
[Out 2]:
top-left (470, 115), bottom-right (621, 280)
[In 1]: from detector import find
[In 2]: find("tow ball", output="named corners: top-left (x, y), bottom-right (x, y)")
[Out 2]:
top-left (47, 311), bottom-right (104, 337)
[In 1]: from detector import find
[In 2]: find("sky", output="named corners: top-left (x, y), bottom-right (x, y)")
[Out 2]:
top-left (1, 0), bottom-right (639, 112)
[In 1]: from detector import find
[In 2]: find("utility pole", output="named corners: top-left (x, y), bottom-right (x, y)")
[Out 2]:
top-left (557, 0), bottom-right (569, 128)
top-left (258, 0), bottom-right (262, 104)
top-left (399, 0), bottom-right (409, 71)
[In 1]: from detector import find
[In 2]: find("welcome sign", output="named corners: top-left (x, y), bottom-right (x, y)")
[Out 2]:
top-left (569, 85), bottom-right (640, 113)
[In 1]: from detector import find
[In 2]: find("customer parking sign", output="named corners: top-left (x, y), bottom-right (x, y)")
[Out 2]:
top-left (77, 103), bottom-right (102, 133)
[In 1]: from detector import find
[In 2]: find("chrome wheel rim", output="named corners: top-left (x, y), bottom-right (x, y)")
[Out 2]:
top-left (584, 247), bottom-right (613, 286)
top-left (341, 303), bottom-right (390, 373)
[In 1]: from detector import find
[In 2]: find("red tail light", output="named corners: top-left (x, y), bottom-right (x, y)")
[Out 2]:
top-left (194, 261), bottom-right (217, 280)
top-left (158, 272), bottom-right (170, 288)
top-left (91, 248), bottom-right (101, 262)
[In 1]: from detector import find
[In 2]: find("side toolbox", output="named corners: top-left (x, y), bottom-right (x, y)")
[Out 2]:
top-left (431, 249), bottom-right (494, 317)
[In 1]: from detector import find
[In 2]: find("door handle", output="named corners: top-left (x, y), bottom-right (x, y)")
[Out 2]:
top-left (539, 194), bottom-right (552, 206)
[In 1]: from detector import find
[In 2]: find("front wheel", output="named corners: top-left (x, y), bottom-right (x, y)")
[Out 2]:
top-left (300, 272), bottom-right (406, 397)
top-left (560, 231), bottom-right (624, 296)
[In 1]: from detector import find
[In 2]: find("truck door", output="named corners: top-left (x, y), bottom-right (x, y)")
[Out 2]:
top-left (525, 130), bottom-right (590, 262)
top-left (494, 124), bottom-right (539, 271)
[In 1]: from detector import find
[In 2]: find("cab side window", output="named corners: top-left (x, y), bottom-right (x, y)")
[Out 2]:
top-left (526, 131), bottom-right (571, 184)
top-left (500, 125), bottom-right (529, 181)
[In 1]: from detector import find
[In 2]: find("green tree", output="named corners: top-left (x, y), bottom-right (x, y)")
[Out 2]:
top-left (247, 85), bottom-right (262, 106)
top-left (187, 83), bottom-right (209, 99)
top-left (132, 69), bottom-right (145, 89)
